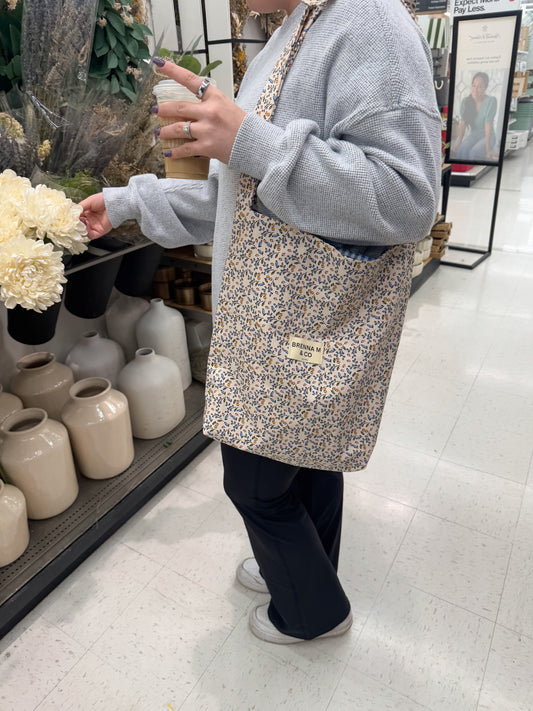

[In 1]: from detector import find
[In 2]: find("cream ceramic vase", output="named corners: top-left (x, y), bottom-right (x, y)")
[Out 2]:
top-left (135, 298), bottom-right (192, 389)
top-left (0, 408), bottom-right (79, 519)
top-left (117, 348), bottom-right (185, 439)
top-left (105, 291), bottom-right (150, 361)
top-left (65, 330), bottom-right (125, 387)
top-left (61, 377), bottom-right (134, 479)
top-left (0, 384), bottom-right (23, 426)
top-left (10, 352), bottom-right (74, 421)
top-left (0, 479), bottom-right (30, 567)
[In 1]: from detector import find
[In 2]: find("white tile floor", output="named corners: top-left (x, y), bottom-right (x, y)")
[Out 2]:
top-left (2, 143), bottom-right (533, 710)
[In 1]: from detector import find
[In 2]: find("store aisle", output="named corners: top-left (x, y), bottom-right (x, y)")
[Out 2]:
top-left (447, 138), bottom-right (533, 253)
top-left (1, 239), bottom-right (533, 707)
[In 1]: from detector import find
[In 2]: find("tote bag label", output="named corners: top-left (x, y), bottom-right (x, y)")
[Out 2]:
top-left (288, 337), bottom-right (324, 365)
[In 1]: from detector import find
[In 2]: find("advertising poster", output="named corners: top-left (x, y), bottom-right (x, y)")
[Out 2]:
top-left (449, 13), bottom-right (520, 164)
top-left (451, 0), bottom-right (521, 18)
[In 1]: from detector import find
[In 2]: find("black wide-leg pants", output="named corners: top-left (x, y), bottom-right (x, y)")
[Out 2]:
top-left (221, 443), bottom-right (351, 640)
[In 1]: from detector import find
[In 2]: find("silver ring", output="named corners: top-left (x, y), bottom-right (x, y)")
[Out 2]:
top-left (183, 120), bottom-right (192, 139)
top-left (196, 77), bottom-right (211, 100)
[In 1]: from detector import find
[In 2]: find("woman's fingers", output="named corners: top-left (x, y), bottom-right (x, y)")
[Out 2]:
top-left (153, 59), bottom-right (213, 100)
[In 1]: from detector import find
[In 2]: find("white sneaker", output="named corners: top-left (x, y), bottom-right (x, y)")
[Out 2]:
top-left (236, 558), bottom-right (269, 594)
top-left (249, 602), bottom-right (353, 644)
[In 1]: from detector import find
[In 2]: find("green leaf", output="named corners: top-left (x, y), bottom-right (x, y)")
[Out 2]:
top-left (105, 24), bottom-right (117, 49)
top-left (107, 50), bottom-right (118, 69)
top-left (137, 23), bottom-right (152, 37)
top-left (9, 23), bottom-right (20, 55)
top-left (136, 43), bottom-right (150, 60)
top-left (110, 74), bottom-right (120, 93)
top-left (200, 60), bottom-right (222, 77)
top-left (120, 85), bottom-right (137, 102)
top-left (106, 11), bottom-right (126, 36)
top-left (94, 42), bottom-right (109, 58)
top-left (178, 54), bottom-right (201, 75)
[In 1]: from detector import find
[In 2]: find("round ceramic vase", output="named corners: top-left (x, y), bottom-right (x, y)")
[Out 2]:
top-left (105, 291), bottom-right (150, 361)
top-left (10, 352), bottom-right (74, 421)
top-left (135, 298), bottom-right (192, 389)
top-left (0, 384), bottom-right (23, 426)
top-left (61, 377), bottom-right (134, 480)
top-left (0, 408), bottom-right (79, 520)
top-left (65, 330), bottom-right (125, 387)
top-left (0, 479), bottom-right (30, 567)
top-left (117, 348), bottom-right (186, 439)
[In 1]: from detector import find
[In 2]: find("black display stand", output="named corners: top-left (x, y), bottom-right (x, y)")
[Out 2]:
top-left (443, 10), bottom-right (522, 269)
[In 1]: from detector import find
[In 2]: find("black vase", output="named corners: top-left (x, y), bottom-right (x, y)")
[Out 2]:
top-left (114, 243), bottom-right (164, 297)
top-left (65, 255), bottom-right (123, 319)
top-left (7, 301), bottom-right (62, 345)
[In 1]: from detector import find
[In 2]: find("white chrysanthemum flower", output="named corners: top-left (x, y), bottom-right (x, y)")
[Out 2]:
top-left (21, 184), bottom-right (89, 254)
top-left (0, 236), bottom-right (66, 312)
top-left (0, 169), bottom-right (32, 192)
top-left (0, 204), bottom-right (25, 245)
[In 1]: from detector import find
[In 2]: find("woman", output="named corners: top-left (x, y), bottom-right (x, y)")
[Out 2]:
top-left (80, 0), bottom-right (441, 644)
top-left (451, 71), bottom-right (499, 162)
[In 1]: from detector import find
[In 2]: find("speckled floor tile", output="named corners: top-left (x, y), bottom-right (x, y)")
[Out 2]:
top-left (349, 578), bottom-right (493, 711)
top-left (345, 440), bottom-right (437, 508)
top-left (391, 512), bottom-right (510, 619)
top-left (418, 460), bottom-right (524, 540)
top-left (497, 543), bottom-right (533, 639)
top-left (478, 625), bottom-right (533, 711)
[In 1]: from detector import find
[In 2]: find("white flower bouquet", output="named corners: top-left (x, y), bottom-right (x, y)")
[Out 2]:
top-left (0, 169), bottom-right (88, 312)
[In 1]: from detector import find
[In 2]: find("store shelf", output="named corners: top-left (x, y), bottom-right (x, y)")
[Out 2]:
top-left (0, 383), bottom-right (210, 639)
top-left (165, 300), bottom-right (212, 321)
top-left (451, 164), bottom-right (493, 187)
top-left (64, 234), bottom-right (152, 276)
top-left (164, 246), bottom-right (212, 275)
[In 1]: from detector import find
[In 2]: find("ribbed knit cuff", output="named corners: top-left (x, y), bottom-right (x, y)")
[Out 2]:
top-left (103, 186), bottom-right (137, 229)
top-left (228, 112), bottom-right (285, 180)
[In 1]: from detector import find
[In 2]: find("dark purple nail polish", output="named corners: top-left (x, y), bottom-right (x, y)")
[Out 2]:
top-left (151, 105), bottom-right (159, 114)
top-left (153, 128), bottom-right (160, 138)
top-left (163, 150), bottom-right (172, 157)
top-left (152, 57), bottom-right (166, 67)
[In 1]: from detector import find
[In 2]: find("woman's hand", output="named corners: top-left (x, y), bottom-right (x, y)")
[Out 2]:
top-left (153, 59), bottom-right (246, 164)
top-left (79, 193), bottom-right (113, 240)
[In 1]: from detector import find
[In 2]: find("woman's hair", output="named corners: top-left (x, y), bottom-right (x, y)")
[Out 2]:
top-left (472, 72), bottom-right (489, 88)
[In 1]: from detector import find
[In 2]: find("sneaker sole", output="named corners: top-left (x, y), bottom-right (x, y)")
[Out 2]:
top-left (250, 608), bottom-right (353, 644)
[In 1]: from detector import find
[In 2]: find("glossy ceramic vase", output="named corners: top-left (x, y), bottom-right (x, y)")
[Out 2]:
top-left (0, 408), bottom-right (78, 519)
top-left (135, 298), bottom-right (192, 389)
top-left (0, 479), bottom-right (30, 567)
top-left (0, 385), bottom-right (23, 425)
top-left (65, 330), bottom-right (125, 387)
top-left (117, 348), bottom-right (185, 439)
top-left (61, 377), bottom-right (134, 479)
top-left (10, 352), bottom-right (74, 420)
top-left (105, 291), bottom-right (150, 361)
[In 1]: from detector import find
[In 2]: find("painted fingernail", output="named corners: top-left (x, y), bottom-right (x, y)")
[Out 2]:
top-left (153, 128), bottom-right (160, 138)
top-left (163, 150), bottom-right (172, 157)
top-left (151, 105), bottom-right (159, 114)
top-left (152, 57), bottom-right (166, 67)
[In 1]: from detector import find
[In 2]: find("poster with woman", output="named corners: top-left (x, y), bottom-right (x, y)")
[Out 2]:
top-left (448, 12), bottom-right (521, 165)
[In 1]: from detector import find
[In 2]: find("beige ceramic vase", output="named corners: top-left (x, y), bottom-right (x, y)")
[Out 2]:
top-left (10, 352), bottom-right (74, 420)
top-left (0, 408), bottom-right (79, 519)
top-left (0, 479), bottom-right (30, 567)
top-left (0, 384), bottom-right (23, 426)
top-left (61, 377), bottom-right (134, 480)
